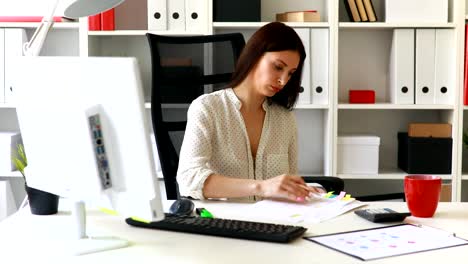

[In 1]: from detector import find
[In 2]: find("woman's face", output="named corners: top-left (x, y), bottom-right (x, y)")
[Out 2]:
top-left (249, 50), bottom-right (300, 97)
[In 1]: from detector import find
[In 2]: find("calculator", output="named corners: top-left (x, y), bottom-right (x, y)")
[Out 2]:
top-left (354, 208), bottom-right (411, 223)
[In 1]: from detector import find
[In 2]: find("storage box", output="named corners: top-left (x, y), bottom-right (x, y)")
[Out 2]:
top-left (397, 132), bottom-right (452, 174)
top-left (213, 0), bottom-right (260, 22)
top-left (337, 135), bottom-right (380, 175)
top-left (349, 90), bottom-right (375, 104)
top-left (408, 123), bottom-right (452, 138)
top-left (385, 0), bottom-right (448, 23)
top-left (276, 11), bottom-right (320, 22)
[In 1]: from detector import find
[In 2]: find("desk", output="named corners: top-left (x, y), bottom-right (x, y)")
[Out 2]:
top-left (0, 201), bottom-right (467, 263)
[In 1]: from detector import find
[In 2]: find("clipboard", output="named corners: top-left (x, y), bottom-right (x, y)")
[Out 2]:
top-left (304, 224), bottom-right (468, 261)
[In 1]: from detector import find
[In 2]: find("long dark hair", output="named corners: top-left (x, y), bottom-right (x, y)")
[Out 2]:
top-left (229, 22), bottom-right (306, 110)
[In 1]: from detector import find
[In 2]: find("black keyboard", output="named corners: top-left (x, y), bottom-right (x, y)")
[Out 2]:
top-left (125, 213), bottom-right (307, 243)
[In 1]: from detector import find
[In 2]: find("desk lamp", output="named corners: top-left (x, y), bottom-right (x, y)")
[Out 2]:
top-left (23, 0), bottom-right (125, 56)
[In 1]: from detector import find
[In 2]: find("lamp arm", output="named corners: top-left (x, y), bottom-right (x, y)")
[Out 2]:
top-left (23, 0), bottom-right (60, 57)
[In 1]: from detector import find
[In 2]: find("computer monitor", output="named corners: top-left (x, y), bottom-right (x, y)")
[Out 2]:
top-left (13, 56), bottom-right (165, 255)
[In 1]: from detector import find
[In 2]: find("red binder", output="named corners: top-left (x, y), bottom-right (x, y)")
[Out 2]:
top-left (464, 24), bottom-right (468, 105)
top-left (88, 14), bottom-right (101, 31)
top-left (101, 8), bottom-right (115, 31)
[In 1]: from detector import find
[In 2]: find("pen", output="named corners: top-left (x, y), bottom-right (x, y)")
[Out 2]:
top-left (196, 207), bottom-right (214, 218)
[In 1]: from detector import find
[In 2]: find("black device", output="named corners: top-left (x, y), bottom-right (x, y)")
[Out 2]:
top-left (126, 213), bottom-right (307, 243)
top-left (169, 199), bottom-right (195, 216)
top-left (354, 208), bottom-right (411, 223)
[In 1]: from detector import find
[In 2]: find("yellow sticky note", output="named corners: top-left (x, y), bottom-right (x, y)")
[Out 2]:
top-left (325, 191), bottom-right (334, 198)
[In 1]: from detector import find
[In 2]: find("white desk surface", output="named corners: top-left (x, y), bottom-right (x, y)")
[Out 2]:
top-left (1, 200), bottom-right (467, 263)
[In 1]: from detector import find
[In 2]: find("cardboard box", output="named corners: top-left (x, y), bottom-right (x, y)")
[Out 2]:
top-left (337, 135), bottom-right (380, 175)
top-left (276, 11), bottom-right (320, 22)
top-left (408, 123), bottom-right (452, 138)
top-left (440, 183), bottom-right (451, 202)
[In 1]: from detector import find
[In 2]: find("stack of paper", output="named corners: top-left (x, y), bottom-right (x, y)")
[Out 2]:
top-left (247, 192), bottom-right (366, 224)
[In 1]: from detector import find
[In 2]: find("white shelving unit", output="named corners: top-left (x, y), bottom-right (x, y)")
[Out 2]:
top-left (2, 0), bottom-right (468, 202)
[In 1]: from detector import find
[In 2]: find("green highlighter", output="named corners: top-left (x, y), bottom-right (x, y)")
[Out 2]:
top-left (196, 208), bottom-right (214, 218)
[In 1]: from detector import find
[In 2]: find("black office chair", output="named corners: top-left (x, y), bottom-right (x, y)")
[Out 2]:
top-left (147, 33), bottom-right (345, 200)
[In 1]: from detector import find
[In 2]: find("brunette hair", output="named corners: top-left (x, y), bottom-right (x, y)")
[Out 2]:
top-left (229, 22), bottom-right (306, 110)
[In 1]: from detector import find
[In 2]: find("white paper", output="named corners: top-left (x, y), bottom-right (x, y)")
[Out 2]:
top-left (307, 224), bottom-right (468, 261)
top-left (247, 196), bottom-right (366, 224)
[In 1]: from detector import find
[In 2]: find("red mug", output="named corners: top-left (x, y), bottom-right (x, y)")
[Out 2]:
top-left (404, 175), bottom-right (441, 217)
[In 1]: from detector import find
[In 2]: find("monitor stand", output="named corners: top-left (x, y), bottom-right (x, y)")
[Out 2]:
top-left (70, 201), bottom-right (128, 255)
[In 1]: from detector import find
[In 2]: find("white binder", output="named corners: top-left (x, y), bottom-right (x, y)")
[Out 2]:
top-left (415, 29), bottom-right (436, 104)
top-left (311, 28), bottom-right (329, 105)
top-left (434, 29), bottom-right (455, 105)
top-left (389, 29), bottom-right (415, 104)
top-left (0, 180), bottom-right (17, 221)
top-left (4, 29), bottom-right (27, 104)
top-left (185, 0), bottom-right (208, 33)
top-left (0, 29), bottom-right (4, 104)
top-left (147, 0), bottom-right (167, 30)
top-left (294, 28), bottom-right (311, 105)
top-left (168, 0), bottom-right (185, 31)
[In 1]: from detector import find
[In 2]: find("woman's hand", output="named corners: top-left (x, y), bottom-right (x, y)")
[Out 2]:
top-left (258, 174), bottom-right (313, 202)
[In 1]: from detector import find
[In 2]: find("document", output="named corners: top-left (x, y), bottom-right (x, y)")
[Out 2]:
top-left (305, 224), bottom-right (468, 261)
top-left (246, 192), bottom-right (366, 224)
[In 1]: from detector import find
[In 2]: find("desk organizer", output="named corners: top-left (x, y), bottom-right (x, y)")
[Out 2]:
top-left (397, 132), bottom-right (452, 174)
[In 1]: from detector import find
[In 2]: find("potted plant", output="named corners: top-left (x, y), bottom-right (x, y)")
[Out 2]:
top-left (12, 143), bottom-right (59, 215)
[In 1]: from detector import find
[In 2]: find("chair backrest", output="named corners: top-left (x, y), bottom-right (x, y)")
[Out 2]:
top-left (147, 33), bottom-right (246, 199)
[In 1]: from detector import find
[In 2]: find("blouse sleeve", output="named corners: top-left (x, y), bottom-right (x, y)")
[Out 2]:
top-left (288, 111), bottom-right (299, 175)
top-left (176, 98), bottom-right (215, 199)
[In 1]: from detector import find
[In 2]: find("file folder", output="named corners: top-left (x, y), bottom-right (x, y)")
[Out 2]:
top-left (294, 28), bottom-right (311, 105)
top-left (0, 29), bottom-right (4, 104)
top-left (168, 0), bottom-right (185, 31)
top-left (148, 0), bottom-right (167, 30)
top-left (415, 29), bottom-right (435, 105)
top-left (4, 28), bottom-right (27, 104)
top-left (389, 29), bottom-right (414, 104)
top-left (185, 0), bottom-right (209, 33)
top-left (311, 29), bottom-right (329, 105)
top-left (434, 29), bottom-right (455, 105)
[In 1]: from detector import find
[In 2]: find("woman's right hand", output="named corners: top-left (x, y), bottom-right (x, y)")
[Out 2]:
top-left (258, 174), bottom-right (311, 202)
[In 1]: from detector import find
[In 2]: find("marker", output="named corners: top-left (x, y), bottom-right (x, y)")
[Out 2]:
top-left (196, 208), bottom-right (213, 218)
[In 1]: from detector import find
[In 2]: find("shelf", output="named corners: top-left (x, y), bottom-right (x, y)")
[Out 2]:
top-left (0, 103), bottom-right (16, 109)
top-left (295, 104), bottom-right (329, 109)
top-left (213, 22), bottom-right (330, 29)
top-left (463, 106), bottom-right (468, 110)
top-left (339, 22), bottom-right (456, 29)
top-left (463, 174), bottom-right (468, 180)
top-left (338, 170), bottom-right (452, 180)
top-left (88, 30), bottom-right (206, 36)
top-left (338, 103), bottom-right (454, 110)
top-left (0, 22), bottom-right (79, 29)
top-left (144, 103), bottom-right (191, 109)
top-left (0, 171), bottom-right (23, 178)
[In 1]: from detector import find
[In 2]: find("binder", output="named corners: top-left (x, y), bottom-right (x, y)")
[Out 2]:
top-left (434, 29), bottom-right (455, 104)
top-left (344, 0), bottom-right (361, 22)
top-left (465, 25), bottom-right (468, 105)
top-left (185, 0), bottom-right (208, 33)
top-left (4, 28), bottom-right (27, 104)
top-left (168, 0), bottom-right (185, 31)
top-left (294, 28), bottom-right (311, 105)
top-left (389, 29), bottom-right (415, 104)
top-left (148, 0), bottom-right (167, 30)
top-left (101, 8), bottom-right (115, 31)
top-left (354, 0), bottom-right (368, 22)
top-left (362, 0), bottom-right (377, 22)
top-left (415, 29), bottom-right (436, 104)
top-left (310, 29), bottom-right (329, 105)
top-left (88, 13), bottom-right (101, 31)
top-left (0, 29), bottom-right (4, 104)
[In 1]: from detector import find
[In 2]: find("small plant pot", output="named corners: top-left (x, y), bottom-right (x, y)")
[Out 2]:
top-left (25, 185), bottom-right (59, 215)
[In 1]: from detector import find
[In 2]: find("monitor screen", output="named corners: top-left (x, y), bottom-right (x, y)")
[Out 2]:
top-left (13, 56), bottom-right (164, 254)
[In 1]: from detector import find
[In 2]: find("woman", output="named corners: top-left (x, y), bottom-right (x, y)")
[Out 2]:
top-left (177, 22), bottom-right (324, 202)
